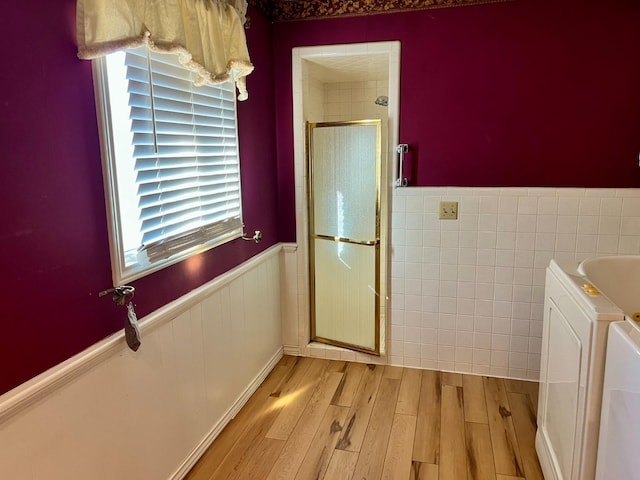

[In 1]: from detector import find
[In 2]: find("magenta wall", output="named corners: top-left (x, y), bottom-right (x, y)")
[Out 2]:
top-left (0, 2), bottom-right (278, 395)
top-left (2, 0), bottom-right (639, 396)
top-left (273, 0), bottom-right (640, 241)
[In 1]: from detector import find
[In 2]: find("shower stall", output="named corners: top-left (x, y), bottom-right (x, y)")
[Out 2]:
top-left (289, 41), bottom-right (401, 358)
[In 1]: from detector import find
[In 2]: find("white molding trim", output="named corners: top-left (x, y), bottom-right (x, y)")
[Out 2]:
top-left (283, 345), bottom-right (301, 356)
top-left (0, 244), bottom-right (283, 424)
top-left (169, 346), bottom-right (284, 480)
top-left (281, 242), bottom-right (298, 253)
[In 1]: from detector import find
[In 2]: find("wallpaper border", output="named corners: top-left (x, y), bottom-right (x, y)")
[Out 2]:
top-left (249, 0), bottom-right (514, 22)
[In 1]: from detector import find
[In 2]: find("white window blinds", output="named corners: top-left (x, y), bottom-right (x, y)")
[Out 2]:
top-left (97, 46), bottom-right (243, 283)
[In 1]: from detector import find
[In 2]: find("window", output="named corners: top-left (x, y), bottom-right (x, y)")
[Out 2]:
top-left (94, 46), bottom-right (243, 284)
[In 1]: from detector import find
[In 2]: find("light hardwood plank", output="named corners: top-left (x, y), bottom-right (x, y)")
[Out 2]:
top-left (483, 377), bottom-right (525, 477)
top-left (295, 405), bottom-right (349, 480)
top-left (496, 476), bottom-right (525, 480)
top-left (185, 359), bottom-right (300, 479)
top-left (504, 378), bottom-right (540, 418)
top-left (465, 422), bottom-right (496, 480)
top-left (384, 365), bottom-right (404, 379)
top-left (508, 392), bottom-right (544, 480)
top-left (442, 372), bottom-right (463, 386)
top-left (396, 367), bottom-right (422, 416)
top-left (504, 379), bottom-right (539, 416)
top-left (205, 358), bottom-right (316, 479)
top-left (327, 360), bottom-right (347, 373)
top-left (266, 370), bottom-right (344, 479)
top-left (503, 379), bottom-right (526, 393)
top-left (410, 462), bottom-right (438, 480)
top-left (381, 414), bottom-right (417, 480)
top-left (226, 437), bottom-right (285, 480)
top-left (267, 358), bottom-right (330, 440)
top-left (439, 385), bottom-right (467, 480)
top-left (335, 364), bottom-right (384, 452)
top-left (323, 450), bottom-right (359, 480)
top-left (412, 370), bottom-right (441, 464)
top-left (331, 362), bottom-right (366, 407)
top-left (351, 377), bottom-right (401, 479)
top-left (269, 356), bottom-right (315, 399)
top-left (523, 381), bottom-right (539, 417)
top-left (206, 395), bottom-right (283, 479)
top-left (463, 374), bottom-right (488, 424)
top-left (279, 354), bottom-right (302, 368)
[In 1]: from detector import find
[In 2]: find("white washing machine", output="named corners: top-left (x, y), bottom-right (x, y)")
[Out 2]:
top-left (595, 319), bottom-right (640, 479)
top-left (536, 259), bottom-right (624, 480)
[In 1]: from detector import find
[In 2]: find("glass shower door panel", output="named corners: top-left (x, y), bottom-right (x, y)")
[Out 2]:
top-left (311, 125), bottom-right (378, 242)
top-left (313, 238), bottom-right (376, 351)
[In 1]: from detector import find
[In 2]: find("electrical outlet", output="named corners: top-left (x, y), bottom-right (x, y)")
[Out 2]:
top-left (439, 201), bottom-right (458, 220)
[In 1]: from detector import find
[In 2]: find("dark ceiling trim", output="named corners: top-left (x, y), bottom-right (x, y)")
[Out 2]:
top-left (248, 0), bottom-right (514, 23)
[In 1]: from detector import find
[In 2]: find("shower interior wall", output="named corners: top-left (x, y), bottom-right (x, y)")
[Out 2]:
top-left (310, 80), bottom-right (390, 124)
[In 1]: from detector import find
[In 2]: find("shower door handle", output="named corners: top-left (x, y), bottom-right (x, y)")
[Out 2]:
top-left (395, 144), bottom-right (409, 187)
top-left (312, 233), bottom-right (379, 246)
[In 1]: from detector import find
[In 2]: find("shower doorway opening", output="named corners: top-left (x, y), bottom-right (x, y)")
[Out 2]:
top-left (291, 41), bottom-right (400, 358)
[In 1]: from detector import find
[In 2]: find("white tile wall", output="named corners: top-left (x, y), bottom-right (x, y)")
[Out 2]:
top-left (302, 70), bottom-right (324, 122)
top-left (390, 187), bottom-right (640, 379)
top-left (322, 80), bottom-right (389, 123)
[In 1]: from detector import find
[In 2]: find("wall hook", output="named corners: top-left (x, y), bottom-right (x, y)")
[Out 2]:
top-left (99, 285), bottom-right (135, 306)
top-left (241, 229), bottom-right (262, 243)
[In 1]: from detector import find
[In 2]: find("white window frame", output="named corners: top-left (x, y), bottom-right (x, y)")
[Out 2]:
top-left (92, 48), bottom-right (243, 285)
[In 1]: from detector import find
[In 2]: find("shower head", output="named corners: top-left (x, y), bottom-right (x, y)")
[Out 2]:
top-left (374, 95), bottom-right (388, 107)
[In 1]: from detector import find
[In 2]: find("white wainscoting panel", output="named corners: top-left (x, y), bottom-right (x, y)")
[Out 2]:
top-left (0, 245), bottom-right (283, 480)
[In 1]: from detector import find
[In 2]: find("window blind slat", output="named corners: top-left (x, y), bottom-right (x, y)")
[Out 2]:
top-left (132, 145), bottom-right (237, 158)
top-left (130, 107), bottom-right (235, 125)
top-left (131, 132), bottom-right (238, 146)
top-left (130, 122), bottom-right (236, 138)
top-left (136, 163), bottom-right (239, 182)
top-left (135, 154), bottom-right (238, 169)
top-left (141, 207), bottom-right (241, 244)
top-left (139, 191), bottom-right (241, 221)
top-left (137, 174), bottom-right (240, 196)
top-left (138, 183), bottom-right (240, 209)
top-left (141, 200), bottom-right (241, 233)
top-left (127, 77), bottom-right (234, 106)
top-left (130, 121), bottom-right (239, 138)
top-left (143, 217), bottom-right (243, 263)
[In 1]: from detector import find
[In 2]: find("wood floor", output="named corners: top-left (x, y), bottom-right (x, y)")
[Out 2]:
top-left (186, 356), bottom-right (543, 480)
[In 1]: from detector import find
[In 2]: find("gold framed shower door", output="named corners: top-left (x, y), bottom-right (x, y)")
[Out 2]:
top-left (307, 119), bottom-right (382, 355)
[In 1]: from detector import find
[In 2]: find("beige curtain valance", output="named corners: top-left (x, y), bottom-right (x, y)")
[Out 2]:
top-left (76, 0), bottom-right (254, 100)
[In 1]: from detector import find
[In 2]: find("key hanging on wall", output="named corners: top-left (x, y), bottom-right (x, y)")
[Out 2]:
top-left (99, 285), bottom-right (142, 352)
top-left (125, 301), bottom-right (141, 352)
